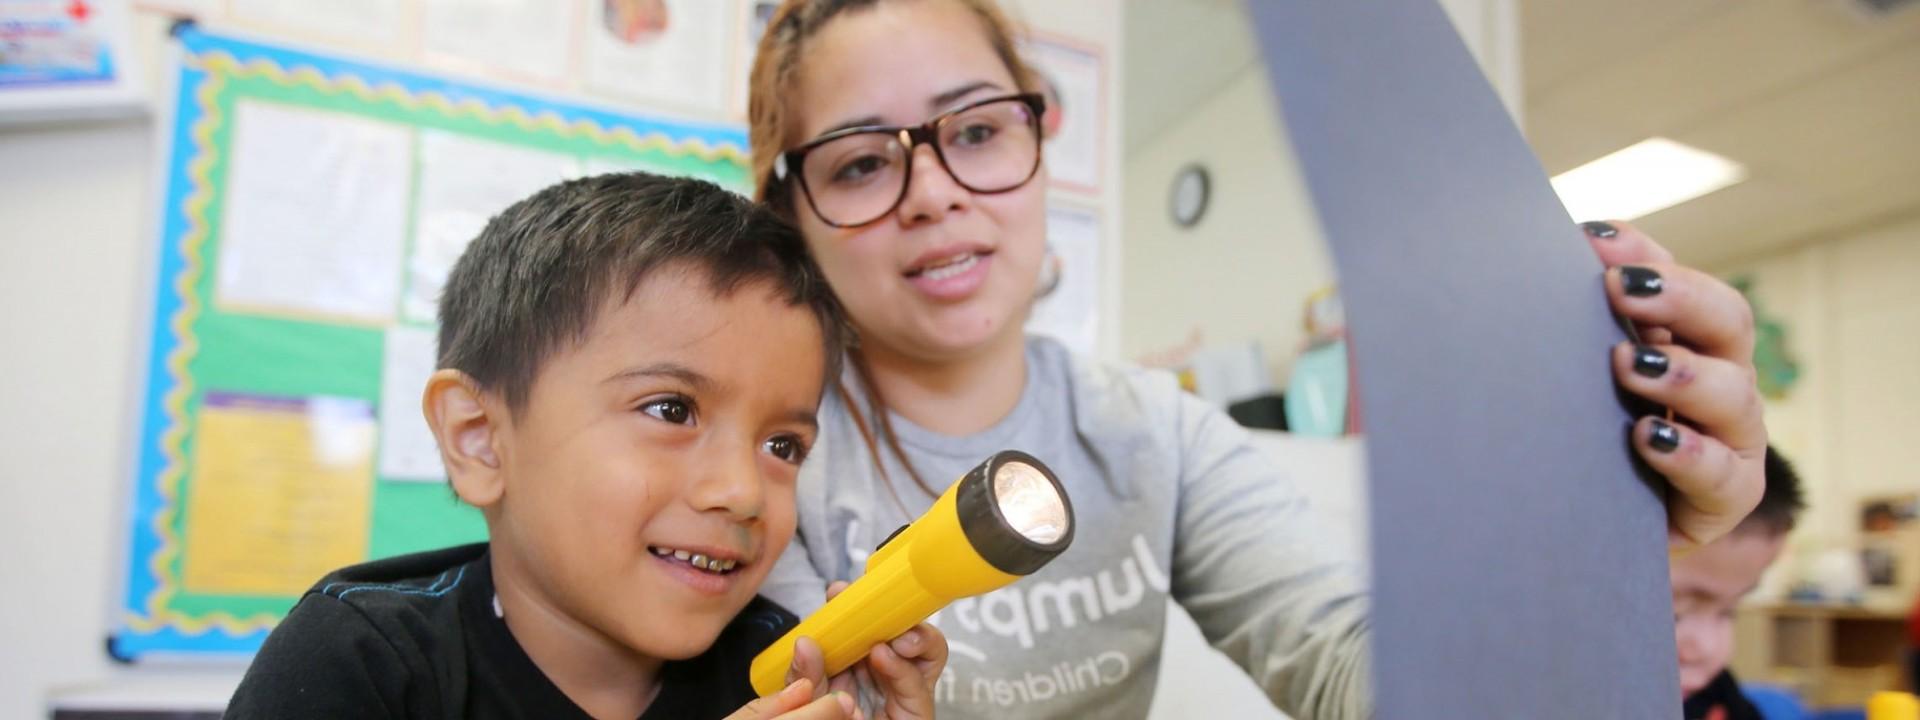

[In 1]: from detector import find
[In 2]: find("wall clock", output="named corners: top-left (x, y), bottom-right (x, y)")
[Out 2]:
top-left (1170, 163), bottom-right (1210, 228)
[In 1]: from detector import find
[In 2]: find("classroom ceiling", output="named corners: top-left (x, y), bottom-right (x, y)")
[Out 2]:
top-left (1119, 0), bottom-right (1257, 158)
top-left (1523, 0), bottom-right (1920, 267)
top-left (1121, 0), bottom-right (1920, 267)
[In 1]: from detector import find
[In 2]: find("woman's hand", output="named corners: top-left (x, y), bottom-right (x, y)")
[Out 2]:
top-left (1583, 220), bottom-right (1769, 554)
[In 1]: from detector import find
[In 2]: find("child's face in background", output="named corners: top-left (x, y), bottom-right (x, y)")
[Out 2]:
top-left (1670, 529), bottom-right (1785, 695)
top-left (489, 265), bottom-right (826, 660)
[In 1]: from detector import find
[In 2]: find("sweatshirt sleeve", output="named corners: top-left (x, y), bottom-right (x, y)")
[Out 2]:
top-left (1163, 384), bottom-right (1375, 719)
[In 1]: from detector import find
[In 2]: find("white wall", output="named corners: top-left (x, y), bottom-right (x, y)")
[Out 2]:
top-left (1120, 65), bottom-right (1333, 383)
top-left (0, 119), bottom-right (165, 716)
top-left (1119, 0), bottom-right (1520, 388)
top-left (1714, 212), bottom-right (1920, 586)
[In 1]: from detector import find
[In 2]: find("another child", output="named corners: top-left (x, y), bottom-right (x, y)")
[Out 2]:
top-left (227, 173), bottom-right (944, 719)
top-left (1676, 446), bottom-right (1806, 720)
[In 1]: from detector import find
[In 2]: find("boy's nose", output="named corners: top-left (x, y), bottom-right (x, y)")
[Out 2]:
top-left (688, 448), bottom-right (765, 522)
top-left (1673, 628), bottom-right (1703, 661)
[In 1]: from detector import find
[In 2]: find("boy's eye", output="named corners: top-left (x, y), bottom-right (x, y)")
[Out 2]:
top-left (764, 434), bottom-right (807, 464)
top-left (640, 397), bottom-right (693, 425)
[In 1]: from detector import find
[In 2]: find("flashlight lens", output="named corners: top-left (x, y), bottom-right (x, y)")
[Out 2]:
top-left (993, 461), bottom-right (1069, 544)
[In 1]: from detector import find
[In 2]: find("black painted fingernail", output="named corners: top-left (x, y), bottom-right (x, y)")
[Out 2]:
top-left (1632, 345), bottom-right (1669, 378)
top-left (1581, 221), bottom-right (1619, 238)
top-left (1648, 419), bottom-right (1681, 453)
top-left (1621, 265), bottom-right (1663, 297)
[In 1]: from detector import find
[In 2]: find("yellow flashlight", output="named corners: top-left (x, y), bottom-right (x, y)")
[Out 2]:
top-left (750, 450), bottom-right (1074, 696)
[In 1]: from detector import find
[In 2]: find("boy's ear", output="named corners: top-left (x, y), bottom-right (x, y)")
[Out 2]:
top-left (423, 369), bottom-right (506, 509)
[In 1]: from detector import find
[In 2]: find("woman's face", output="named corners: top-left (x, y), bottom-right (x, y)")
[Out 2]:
top-left (787, 0), bottom-right (1047, 363)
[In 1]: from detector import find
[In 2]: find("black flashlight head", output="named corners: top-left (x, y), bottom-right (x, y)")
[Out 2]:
top-left (954, 450), bottom-right (1075, 575)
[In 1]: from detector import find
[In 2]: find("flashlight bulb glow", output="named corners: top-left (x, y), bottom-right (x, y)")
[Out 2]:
top-left (993, 461), bottom-right (1069, 544)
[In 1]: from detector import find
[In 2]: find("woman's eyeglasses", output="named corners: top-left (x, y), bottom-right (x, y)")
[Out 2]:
top-left (774, 93), bottom-right (1046, 228)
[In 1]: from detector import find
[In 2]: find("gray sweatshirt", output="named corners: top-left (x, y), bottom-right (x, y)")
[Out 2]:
top-left (763, 337), bottom-right (1372, 719)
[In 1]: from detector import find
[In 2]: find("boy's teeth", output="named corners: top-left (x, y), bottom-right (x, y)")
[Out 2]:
top-left (650, 546), bottom-right (737, 574)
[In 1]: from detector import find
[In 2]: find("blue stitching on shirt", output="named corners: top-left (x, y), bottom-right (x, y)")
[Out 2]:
top-left (329, 566), bottom-right (466, 601)
top-left (320, 568), bottom-right (452, 598)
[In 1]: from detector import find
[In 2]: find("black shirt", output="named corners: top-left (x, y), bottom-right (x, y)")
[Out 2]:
top-left (1682, 669), bottom-right (1764, 720)
top-left (225, 543), bottom-right (797, 719)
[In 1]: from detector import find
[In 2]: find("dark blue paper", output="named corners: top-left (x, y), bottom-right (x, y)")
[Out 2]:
top-left (1246, 1), bottom-right (1681, 716)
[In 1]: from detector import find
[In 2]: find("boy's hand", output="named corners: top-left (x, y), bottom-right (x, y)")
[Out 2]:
top-left (860, 617), bottom-right (947, 719)
top-left (726, 677), bottom-right (858, 720)
top-left (787, 582), bottom-right (950, 720)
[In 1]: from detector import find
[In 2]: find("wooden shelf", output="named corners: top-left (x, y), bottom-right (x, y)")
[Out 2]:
top-left (1732, 603), bottom-right (1910, 709)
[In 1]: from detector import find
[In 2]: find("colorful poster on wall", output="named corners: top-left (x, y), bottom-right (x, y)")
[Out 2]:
top-left (113, 25), bottom-right (752, 661)
top-left (584, 0), bottom-right (738, 117)
top-left (420, 0), bottom-right (576, 85)
top-left (1025, 203), bottom-right (1100, 355)
top-left (227, 0), bottom-right (409, 53)
top-left (1, 0), bottom-right (115, 85)
top-left (730, 0), bottom-right (778, 119)
top-left (1021, 33), bottom-right (1104, 194)
top-left (0, 0), bottom-right (140, 121)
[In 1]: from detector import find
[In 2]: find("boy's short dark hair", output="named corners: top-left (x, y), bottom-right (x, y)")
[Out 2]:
top-left (1740, 445), bottom-right (1806, 536)
top-left (436, 172), bottom-right (844, 412)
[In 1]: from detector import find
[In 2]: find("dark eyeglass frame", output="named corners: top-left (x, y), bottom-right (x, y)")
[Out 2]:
top-left (773, 93), bottom-right (1047, 228)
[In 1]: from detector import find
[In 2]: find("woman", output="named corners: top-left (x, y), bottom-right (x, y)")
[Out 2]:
top-left (746, 1), bottom-right (1768, 717)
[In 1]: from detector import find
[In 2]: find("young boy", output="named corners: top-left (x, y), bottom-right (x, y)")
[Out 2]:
top-left (1676, 446), bottom-right (1806, 720)
top-left (227, 173), bottom-right (944, 719)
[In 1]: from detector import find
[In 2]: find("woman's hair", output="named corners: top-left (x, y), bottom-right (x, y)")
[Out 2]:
top-left (745, 0), bottom-right (1036, 501)
top-left (748, 0), bottom-right (1035, 210)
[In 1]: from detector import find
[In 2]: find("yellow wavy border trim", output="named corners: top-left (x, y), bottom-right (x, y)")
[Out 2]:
top-left (204, 51), bottom-right (748, 163)
top-left (122, 59), bottom-right (231, 637)
top-left (125, 47), bottom-right (749, 640)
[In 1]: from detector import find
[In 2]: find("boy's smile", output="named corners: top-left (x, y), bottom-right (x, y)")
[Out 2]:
top-left (647, 543), bottom-right (749, 595)
top-left (469, 263), bottom-right (828, 662)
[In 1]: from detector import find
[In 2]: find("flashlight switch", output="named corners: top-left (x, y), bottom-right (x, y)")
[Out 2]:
top-left (876, 523), bottom-right (909, 552)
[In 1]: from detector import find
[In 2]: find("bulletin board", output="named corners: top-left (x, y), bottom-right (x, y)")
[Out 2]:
top-left (111, 25), bottom-right (753, 661)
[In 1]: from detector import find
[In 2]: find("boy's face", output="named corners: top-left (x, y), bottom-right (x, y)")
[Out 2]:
top-left (1670, 528), bottom-right (1784, 695)
top-left (488, 265), bottom-right (826, 660)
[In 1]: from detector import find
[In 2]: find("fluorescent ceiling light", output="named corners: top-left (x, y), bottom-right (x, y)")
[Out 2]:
top-left (1550, 138), bottom-right (1748, 222)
